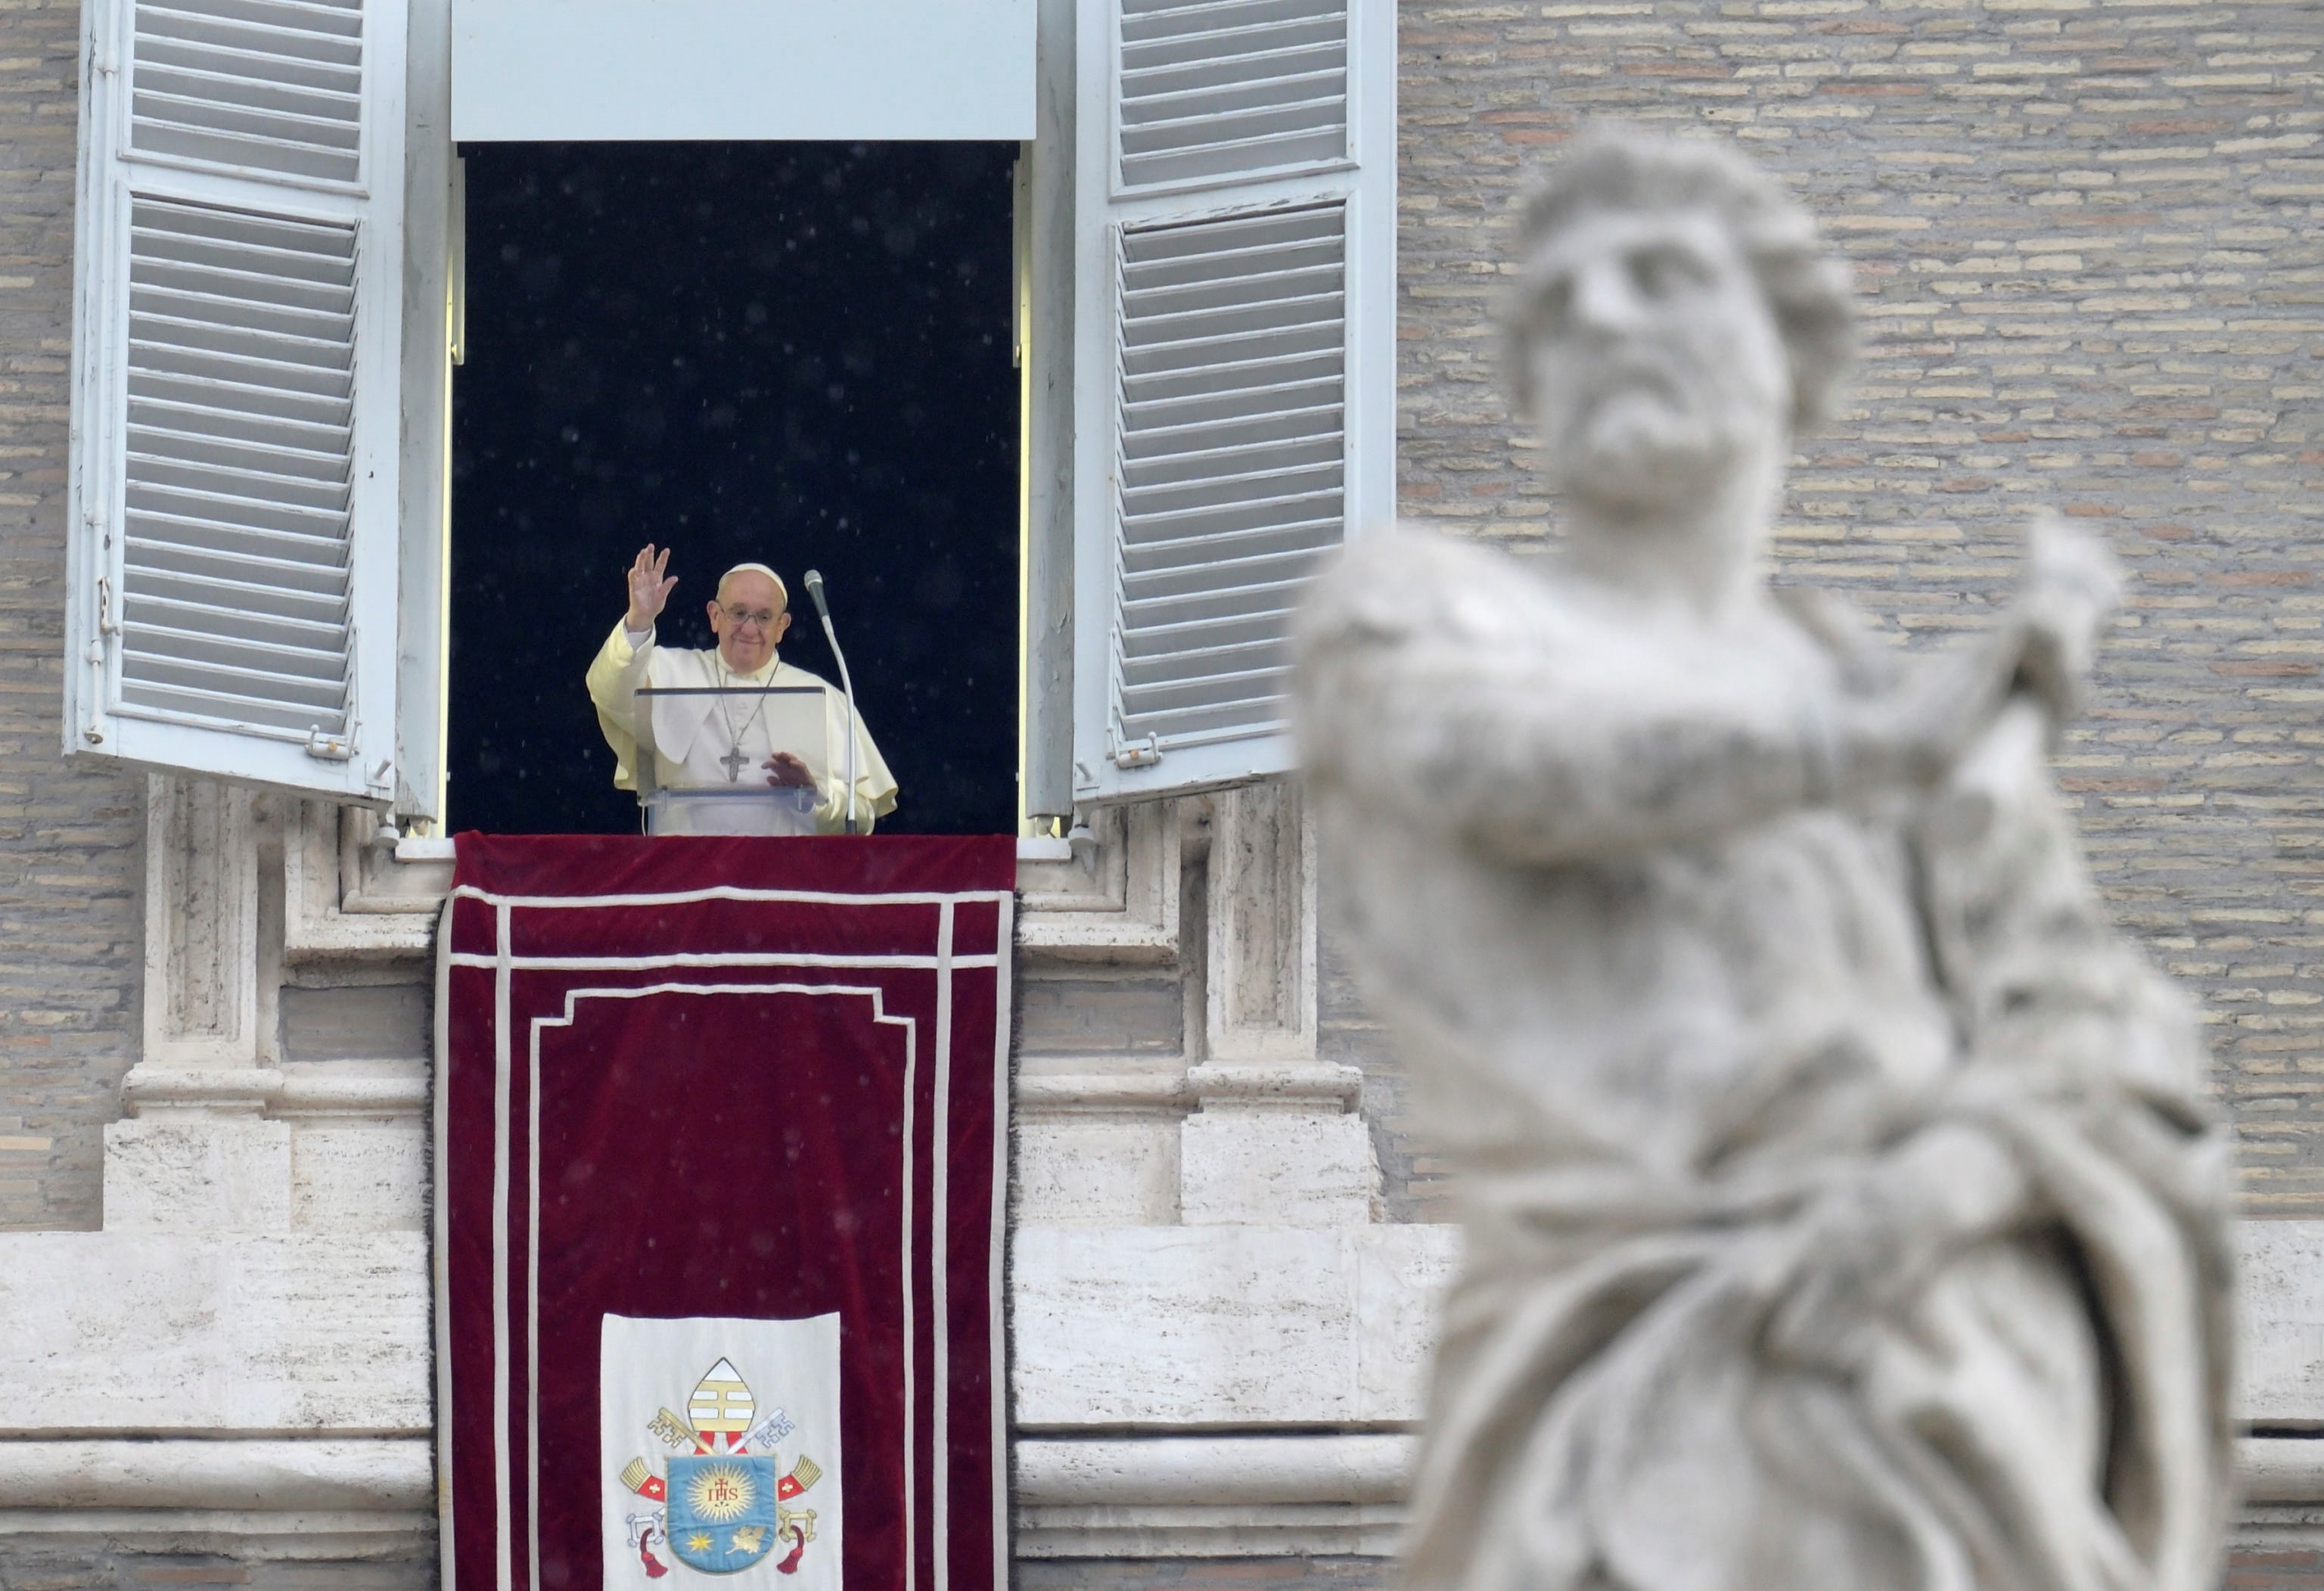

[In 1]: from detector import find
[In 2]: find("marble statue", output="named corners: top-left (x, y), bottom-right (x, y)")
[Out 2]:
top-left (1293, 130), bottom-right (2235, 1591)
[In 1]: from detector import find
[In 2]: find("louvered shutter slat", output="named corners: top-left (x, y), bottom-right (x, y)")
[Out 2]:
top-left (128, 558), bottom-right (345, 605)
top-left (1127, 576), bottom-right (1306, 617)
top-left (1126, 374), bottom-right (1340, 455)
top-left (125, 626), bottom-right (346, 686)
top-left (128, 452), bottom-right (350, 512)
top-left (116, 672), bottom-right (347, 731)
top-left (113, 195), bottom-right (358, 738)
top-left (131, 279), bottom-right (356, 335)
top-left (1126, 513), bottom-right (1341, 564)
top-left (1124, 70), bottom-right (1342, 129)
top-left (135, 89), bottom-right (362, 150)
top-left (1128, 546), bottom-right (1323, 603)
top-left (135, 63), bottom-right (359, 120)
top-left (1108, 201), bottom-right (1345, 754)
top-left (1126, 350), bottom-right (1341, 405)
top-left (136, 36), bottom-right (359, 95)
top-left (1127, 374), bottom-right (1341, 425)
top-left (129, 338), bottom-right (353, 399)
top-left (129, 407), bottom-right (352, 465)
top-left (132, 371), bottom-right (353, 430)
top-left (1123, 11), bottom-right (1339, 63)
top-left (1125, 493), bottom-right (1341, 552)
top-left (127, 536), bottom-right (346, 593)
top-left (148, 0), bottom-right (362, 38)
top-left (131, 427), bottom-right (353, 486)
top-left (129, 485), bottom-right (347, 542)
top-left (1116, 0), bottom-right (1347, 194)
top-left (129, 595), bottom-right (349, 652)
top-left (131, 0), bottom-right (364, 186)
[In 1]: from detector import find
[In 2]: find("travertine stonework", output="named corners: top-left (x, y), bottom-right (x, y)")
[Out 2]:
top-left (1393, 0), bottom-right (2324, 1213)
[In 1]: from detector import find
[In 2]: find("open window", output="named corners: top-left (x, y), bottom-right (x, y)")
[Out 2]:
top-left (62, 0), bottom-right (1394, 824)
top-left (445, 140), bottom-right (1022, 837)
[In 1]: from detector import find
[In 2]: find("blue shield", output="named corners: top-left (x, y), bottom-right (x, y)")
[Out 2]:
top-left (665, 1454), bottom-right (779, 1574)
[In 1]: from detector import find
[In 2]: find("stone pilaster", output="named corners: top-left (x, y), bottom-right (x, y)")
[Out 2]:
top-left (106, 775), bottom-right (291, 1231)
top-left (1181, 782), bottom-right (1376, 1227)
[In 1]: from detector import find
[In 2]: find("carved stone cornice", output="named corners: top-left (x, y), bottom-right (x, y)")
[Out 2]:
top-left (281, 803), bottom-right (446, 965)
top-left (1015, 800), bottom-right (1183, 964)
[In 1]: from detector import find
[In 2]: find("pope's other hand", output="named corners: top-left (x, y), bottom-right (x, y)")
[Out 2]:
top-left (763, 754), bottom-right (815, 790)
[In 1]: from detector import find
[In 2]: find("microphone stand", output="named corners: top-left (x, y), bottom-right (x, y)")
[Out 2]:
top-left (803, 570), bottom-right (859, 834)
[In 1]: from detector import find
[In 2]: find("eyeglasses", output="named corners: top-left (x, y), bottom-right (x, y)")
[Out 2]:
top-left (721, 606), bottom-right (782, 629)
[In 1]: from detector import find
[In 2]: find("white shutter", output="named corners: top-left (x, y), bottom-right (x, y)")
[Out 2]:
top-left (1071, 0), bottom-right (1391, 803)
top-left (66, 0), bottom-right (408, 801)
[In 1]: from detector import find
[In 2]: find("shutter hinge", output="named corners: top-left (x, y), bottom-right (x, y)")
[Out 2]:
top-left (91, 33), bottom-right (117, 76)
top-left (1110, 733), bottom-right (1160, 770)
top-left (306, 729), bottom-right (354, 761)
top-left (81, 574), bottom-right (115, 744)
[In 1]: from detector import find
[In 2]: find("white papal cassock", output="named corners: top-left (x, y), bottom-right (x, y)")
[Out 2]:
top-left (586, 623), bottom-right (899, 834)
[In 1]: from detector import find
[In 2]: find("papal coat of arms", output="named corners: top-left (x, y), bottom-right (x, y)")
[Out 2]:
top-left (602, 1315), bottom-right (843, 1586)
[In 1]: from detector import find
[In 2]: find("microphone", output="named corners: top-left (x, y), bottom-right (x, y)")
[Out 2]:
top-left (800, 568), bottom-right (859, 834)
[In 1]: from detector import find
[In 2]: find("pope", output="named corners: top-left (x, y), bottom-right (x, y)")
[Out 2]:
top-left (586, 544), bottom-right (898, 833)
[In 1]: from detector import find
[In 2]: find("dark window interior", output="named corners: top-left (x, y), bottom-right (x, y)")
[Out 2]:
top-left (447, 140), bottom-right (1020, 835)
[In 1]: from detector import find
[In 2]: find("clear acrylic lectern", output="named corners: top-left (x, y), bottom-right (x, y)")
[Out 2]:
top-left (632, 683), bottom-right (831, 837)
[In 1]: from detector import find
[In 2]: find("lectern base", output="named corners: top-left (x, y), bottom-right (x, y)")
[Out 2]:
top-left (643, 785), bottom-right (819, 836)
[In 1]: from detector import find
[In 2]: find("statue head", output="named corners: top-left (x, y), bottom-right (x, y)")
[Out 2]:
top-left (1504, 131), bottom-right (1856, 521)
top-left (708, 564), bottom-right (792, 673)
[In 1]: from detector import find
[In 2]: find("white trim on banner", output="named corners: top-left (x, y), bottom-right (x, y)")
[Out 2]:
top-left (987, 892), bottom-right (1014, 1588)
top-left (932, 901), bottom-right (953, 1589)
top-left (448, 952), bottom-right (1000, 974)
top-left (531, 983), bottom-right (914, 1591)
top-left (493, 900), bottom-right (514, 1591)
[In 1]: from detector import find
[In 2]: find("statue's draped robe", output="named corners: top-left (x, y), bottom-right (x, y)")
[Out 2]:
top-left (1294, 527), bottom-right (2232, 1591)
top-left (586, 622), bottom-right (899, 834)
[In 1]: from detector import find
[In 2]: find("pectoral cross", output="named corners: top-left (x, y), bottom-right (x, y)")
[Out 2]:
top-left (719, 744), bottom-right (750, 782)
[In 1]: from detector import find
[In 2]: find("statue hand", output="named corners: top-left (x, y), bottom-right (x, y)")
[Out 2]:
top-left (2011, 513), bottom-right (2121, 734)
top-left (626, 544), bottom-right (678, 632)
top-left (1823, 518), bottom-right (2118, 799)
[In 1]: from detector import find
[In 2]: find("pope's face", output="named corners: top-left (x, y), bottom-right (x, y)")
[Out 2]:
top-left (1518, 206), bottom-right (1791, 518)
top-left (707, 570), bottom-right (791, 673)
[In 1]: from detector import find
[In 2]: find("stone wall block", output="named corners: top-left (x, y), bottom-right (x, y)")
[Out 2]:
top-left (289, 1120), bottom-right (427, 1233)
top-left (102, 1117), bottom-right (293, 1232)
top-left (1179, 1105), bottom-right (1376, 1227)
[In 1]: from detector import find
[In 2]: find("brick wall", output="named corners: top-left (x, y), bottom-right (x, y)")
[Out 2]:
top-left (1389, 0), bottom-right (2324, 1211)
top-left (0, 0), bottom-right (142, 1234)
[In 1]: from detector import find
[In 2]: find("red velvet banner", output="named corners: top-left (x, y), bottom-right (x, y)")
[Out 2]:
top-left (437, 835), bottom-right (1014, 1591)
